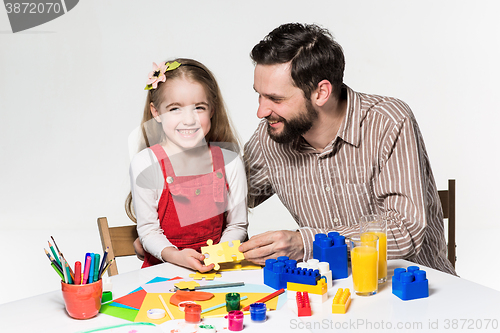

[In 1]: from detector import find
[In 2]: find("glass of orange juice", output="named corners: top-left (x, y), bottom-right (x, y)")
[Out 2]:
top-left (360, 214), bottom-right (387, 283)
top-left (350, 233), bottom-right (379, 296)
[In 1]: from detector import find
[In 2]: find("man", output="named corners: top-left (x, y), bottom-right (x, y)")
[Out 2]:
top-left (238, 23), bottom-right (456, 275)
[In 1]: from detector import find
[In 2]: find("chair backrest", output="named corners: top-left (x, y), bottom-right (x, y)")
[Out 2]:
top-left (97, 217), bottom-right (138, 276)
top-left (438, 179), bottom-right (456, 268)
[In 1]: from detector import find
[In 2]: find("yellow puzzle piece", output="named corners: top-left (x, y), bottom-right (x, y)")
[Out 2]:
top-left (189, 272), bottom-right (222, 280)
top-left (201, 239), bottom-right (244, 270)
top-left (174, 281), bottom-right (200, 290)
top-left (219, 240), bottom-right (245, 262)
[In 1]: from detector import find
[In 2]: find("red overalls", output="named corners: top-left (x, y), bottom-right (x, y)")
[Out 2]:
top-left (142, 144), bottom-right (228, 268)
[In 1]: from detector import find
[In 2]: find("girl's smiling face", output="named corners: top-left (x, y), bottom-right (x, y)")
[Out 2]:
top-left (150, 77), bottom-right (212, 153)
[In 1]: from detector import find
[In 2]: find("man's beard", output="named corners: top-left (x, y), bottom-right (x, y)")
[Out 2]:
top-left (267, 99), bottom-right (318, 144)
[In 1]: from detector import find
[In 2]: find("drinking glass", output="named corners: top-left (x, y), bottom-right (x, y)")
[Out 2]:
top-left (360, 214), bottom-right (387, 283)
top-left (350, 233), bottom-right (379, 296)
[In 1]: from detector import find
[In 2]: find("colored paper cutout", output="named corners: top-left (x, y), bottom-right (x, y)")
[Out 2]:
top-left (100, 303), bottom-right (139, 322)
top-left (174, 281), bottom-right (200, 290)
top-left (112, 289), bottom-right (147, 309)
top-left (217, 260), bottom-right (262, 271)
top-left (107, 302), bottom-right (139, 311)
top-left (141, 277), bottom-right (206, 293)
top-left (169, 290), bottom-right (214, 306)
top-left (189, 272), bottom-right (222, 280)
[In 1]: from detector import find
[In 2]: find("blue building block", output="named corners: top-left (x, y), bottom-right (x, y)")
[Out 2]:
top-left (264, 258), bottom-right (287, 290)
top-left (392, 266), bottom-right (429, 301)
top-left (282, 266), bottom-right (321, 286)
top-left (263, 256), bottom-right (321, 290)
top-left (313, 232), bottom-right (348, 279)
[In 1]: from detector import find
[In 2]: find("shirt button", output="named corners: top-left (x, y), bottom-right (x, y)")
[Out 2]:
top-left (334, 217), bottom-right (339, 223)
top-left (325, 186), bottom-right (331, 192)
top-left (166, 176), bottom-right (174, 184)
top-left (195, 189), bottom-right (201, 195)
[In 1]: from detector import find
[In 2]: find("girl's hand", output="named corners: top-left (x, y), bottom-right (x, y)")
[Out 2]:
top-left (133, 238), bottom-right (145, 261)
top-left (161, 247), bottom-right (215, 272)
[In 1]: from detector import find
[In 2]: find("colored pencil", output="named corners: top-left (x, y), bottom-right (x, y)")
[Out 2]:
top-left (51, 236), bottom-right (61, 254)
top-left (241, 288), bottom-right (284, 311)
top-left (44, 248), bottom-right (63, 273)
top-left (83, 254), bottom-right (92, 284)
top-left (51, 263), bottom-right (64, 280)
top-left (89, 253), bottom-right (95, 284)
top-left (194, 282), bottom-right (244, 290)
top-left (99, 247), bottom-right (109, 277)
top-left (61, 257), bottom-right (67, 283)
top-left (51, 236), bottom-right (75, 279)
top-left (158, 294), bottom-right (174, 320)
top-left (93, 253), bottom-right (101, 281)
top-left (74, 261), bottom-right (82, 285)
top-left (48, 241), bottom-right (62, 267)
top-left (200, 296), bottom-right (248, 314)
top-left (65, 261), bottom-right (73, 284)
top-left (100, 258), bottom-right (114, 278)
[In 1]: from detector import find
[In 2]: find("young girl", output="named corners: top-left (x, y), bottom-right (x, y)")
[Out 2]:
top-left (126, 58), bottom-right (248, 272)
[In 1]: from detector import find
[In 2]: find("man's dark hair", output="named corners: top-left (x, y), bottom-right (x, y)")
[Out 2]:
top-left (251, 23), bottom-right (345, 99)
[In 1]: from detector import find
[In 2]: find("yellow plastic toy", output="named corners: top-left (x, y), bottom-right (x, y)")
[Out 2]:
top-left (332, 288), bottom-right (351, 314)
top-left (287, 279), bottom-right (328, 295)
top-left (174, 281), bottom-right (200, 291)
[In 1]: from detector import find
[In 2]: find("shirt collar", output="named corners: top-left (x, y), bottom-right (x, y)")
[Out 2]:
top-left (336, 85), bottom-right (362, 148)
top-left (297, 85), bottom-right (362, 153)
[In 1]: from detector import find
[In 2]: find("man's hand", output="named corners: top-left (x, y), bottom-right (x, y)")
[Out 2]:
top-left (238, 230), bottom-right (304, 265)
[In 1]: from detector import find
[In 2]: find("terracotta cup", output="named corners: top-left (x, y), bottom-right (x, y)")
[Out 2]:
top-left (61, 279), bottom-right (102, 319)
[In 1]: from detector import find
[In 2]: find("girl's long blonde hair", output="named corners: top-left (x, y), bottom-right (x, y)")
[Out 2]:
top-left (125, 58), bottom-right (240, 222)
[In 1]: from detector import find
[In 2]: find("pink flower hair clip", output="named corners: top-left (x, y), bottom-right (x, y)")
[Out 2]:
top-left (144, 61), bottom-right (181, 90)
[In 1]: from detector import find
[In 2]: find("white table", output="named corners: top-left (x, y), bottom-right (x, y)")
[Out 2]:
top-left (1, 260), bottom-right (499, 333)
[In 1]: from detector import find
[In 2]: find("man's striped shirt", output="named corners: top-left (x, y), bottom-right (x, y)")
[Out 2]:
top-left (244, 86), bottom-right (456, 275)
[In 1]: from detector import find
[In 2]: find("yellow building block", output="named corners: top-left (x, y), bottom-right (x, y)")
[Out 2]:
top-left (287, 280), bottom-right (327, 295)
top-left (332, 288), bottom-right (351, 314)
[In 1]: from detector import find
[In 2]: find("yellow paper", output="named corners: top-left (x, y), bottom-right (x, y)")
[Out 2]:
top-left (217, 260), bottom-right (262, 271)
top-left (135, 292), bottom-right (279, 324)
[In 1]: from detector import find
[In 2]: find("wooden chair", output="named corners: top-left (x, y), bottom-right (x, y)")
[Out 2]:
top-left (97, 217), bottom-right (138, 276)
top-left (438, 179), bottom-right (456, 268)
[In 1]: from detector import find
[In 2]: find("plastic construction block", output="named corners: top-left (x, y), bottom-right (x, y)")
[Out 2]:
top-left (264, 256), bottom-right (321, 290)
top-left (313, 232), bottom-right (348, 280)
top-left (287, 278), bottom-right (328, 295)
top-left (296, 292), bottom-right (311, 317)
top-left (299, 260), bottom-right (333, 289)
top-left (288, 290), bottom-right (328, 304)
top-left (332, 288), bottom-right (351, 314)
top-left (392, 266), bottom-right (429, 301)
top-left (264, 258), bottom-right (287, 290)
top-left (282, 266), bottom-right (321, 286)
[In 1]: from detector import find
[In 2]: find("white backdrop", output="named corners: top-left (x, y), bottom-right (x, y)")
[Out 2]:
top-left (1, 0), bottom-right (499, 304)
